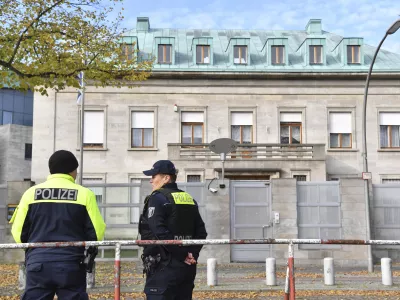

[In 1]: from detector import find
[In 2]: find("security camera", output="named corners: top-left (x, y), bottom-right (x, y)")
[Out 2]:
top-left (209, 188), bottom-right (218, 193)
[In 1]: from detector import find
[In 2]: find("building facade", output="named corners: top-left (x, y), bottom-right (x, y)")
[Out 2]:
top-left (0, 89), bottom-right (33, 184)
top-left (29, 18), bottom-right (400, 264)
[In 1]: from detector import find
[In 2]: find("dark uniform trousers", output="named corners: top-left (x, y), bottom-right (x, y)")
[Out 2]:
top-left (145, 258), bottom-right (197, 300)
top-left (22, 261), bottom-right (88, 300)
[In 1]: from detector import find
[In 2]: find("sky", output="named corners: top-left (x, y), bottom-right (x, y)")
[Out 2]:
top-left (110, 0), bottom-right (400, 54)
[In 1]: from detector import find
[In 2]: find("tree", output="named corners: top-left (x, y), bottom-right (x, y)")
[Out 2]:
top-left (0, 0), bottom-right (153, 95)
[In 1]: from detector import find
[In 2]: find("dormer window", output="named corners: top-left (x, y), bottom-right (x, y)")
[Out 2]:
top-left (234, 46), bottom-right (247, 64)
top-left (347, 45), bottom-right (360, 64)
top-left (271, 46), bottom-right (285, 65)
top-left (196, 45), bottom-right (210, 64)
top-left (309, 45), bottom-right (322, 64)
top-left (121, 44), bottom-right (134, 61)
top-left (158, 44), bottom-right (172, 64)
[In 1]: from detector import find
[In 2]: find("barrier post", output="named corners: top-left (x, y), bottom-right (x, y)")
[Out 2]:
top-left (114, 243), bottom-right (121, 300)
top-left (284, 264), bottom-right (290, 300)
top-left (288, 242), bottom-right (295, 300)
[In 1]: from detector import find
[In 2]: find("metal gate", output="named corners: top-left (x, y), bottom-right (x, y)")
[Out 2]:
top-left (230, 180), bottom-right (271, 262)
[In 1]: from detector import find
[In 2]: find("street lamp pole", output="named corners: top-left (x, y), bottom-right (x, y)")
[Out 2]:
top-left (362, 19), bottom-right (400, 273)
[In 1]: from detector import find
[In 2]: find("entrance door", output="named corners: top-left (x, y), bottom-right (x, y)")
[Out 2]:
top-left (230, 181), bottom-right (272, 262)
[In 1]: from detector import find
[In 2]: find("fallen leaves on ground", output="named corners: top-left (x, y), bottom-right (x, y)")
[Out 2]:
top-left (244, 272), bottom-right (323, 279)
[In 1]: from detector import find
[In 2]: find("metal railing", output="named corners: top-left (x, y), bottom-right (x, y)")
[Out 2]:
top-left (1, 238), bottom-right (399, 300)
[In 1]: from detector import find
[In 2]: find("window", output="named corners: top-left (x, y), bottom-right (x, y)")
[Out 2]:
top-left (24, 143), bottom-right (32, 160)
top-left (294, 175), bottom-right (307, 181)
top-left (347, 45), bottom-right (360, 64)
top-left (83, 111), bottom-right (105, 148)
top-left (181, 112), bottom-right (204, 144)
top-left (196, 45), bottom-right (210, 64)
top-left (2, 111), bottom-right (12, 124)
top-left (380, 112), bottom-right (400, 148)
top-left (234, 46), bottom-right (247, 64)
top-left (82, 178), bottom-right (104, 205)
top-left (231, 112), bottom-right (252, 144)
top-left (309, 45), bottom-right (322, 64)
top-left (131, 111), bottom-right (154, 148)
top-left (158, 44), bottom-right (172, 64)
top-left (280, 113), bottom-right (302, 144)
top-left (329, 112), bottom-right (352, 148)
top-left (187, 175), bottom-right (201, 182)
top-left (121, 43), bottom-right (134, 61)
top-left (271, 46), bottom-right (285, 65)
top-left (130, 179), bottom-right (141, 224)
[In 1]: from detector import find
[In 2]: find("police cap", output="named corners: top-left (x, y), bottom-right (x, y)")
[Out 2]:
top-left (143, 160), bottom-right (177, 176)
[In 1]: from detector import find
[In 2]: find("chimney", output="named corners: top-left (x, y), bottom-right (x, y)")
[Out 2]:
top-left (137, 17), bottom-right (150, 32)
top-left (305, 19), bottom-right (322, 35)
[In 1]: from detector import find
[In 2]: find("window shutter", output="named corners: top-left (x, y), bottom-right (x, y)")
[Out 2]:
top-left (329, 112), bottom-right (352, 133)
top-left (132, 112), bottom-right (154, 128)
top-left (84, 111), bottom-right (104, 143)
top-left (181, 112), bottom-right (204, 122)
top-left (380, 112), bottom-right (400, 125)
top-left (280, 112), bottom-right (302, 122)
top-left (231, 112), bottom-right (253, 125)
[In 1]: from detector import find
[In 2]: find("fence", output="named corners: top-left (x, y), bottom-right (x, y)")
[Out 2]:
top-left (1, 238), bottom-right (399, 300)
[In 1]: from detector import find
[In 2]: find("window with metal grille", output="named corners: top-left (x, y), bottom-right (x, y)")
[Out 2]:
top-left (158, 44), bottom-right (172, 64)
top-left (309, 45), bottom-right (322, 64)
top-left (271, 46), bottom-right (285, 65)
top-left (382, 178), bottom-right (400, 184)
top-left (297, 183), bottom-right (341, 249)
top-left (293, 175), bottom-right (307, 181)
top-left (187, 175), bottom-right (201, 182)
top-left (347, 45), bottom-right (360, 64)
top-left (234, 46), bottom-right (247, 64)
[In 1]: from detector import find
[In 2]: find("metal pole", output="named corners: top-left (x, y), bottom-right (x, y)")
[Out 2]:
top-left (78, 71), bottom-right (85, 185)
top-left (362, 33), bottom-right (388, 273)
top-left (114, 243), bottom-right (121, 300)
top-left (284, 263), bottom-right (289, 300)
top-left (288, 242), bottom-right (295, 300)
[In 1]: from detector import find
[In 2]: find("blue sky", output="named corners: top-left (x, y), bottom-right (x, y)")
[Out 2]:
top-left (111, 0), bottom-right (400, 54)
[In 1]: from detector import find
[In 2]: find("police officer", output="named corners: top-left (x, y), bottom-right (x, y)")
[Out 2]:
top-left (139, 160), bottom-right (207, 300)
top-left (10, 150), bottom-right (106, 300)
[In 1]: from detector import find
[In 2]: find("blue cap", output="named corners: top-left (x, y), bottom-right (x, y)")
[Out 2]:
top-left (143, 160), bottom-right (177, 176)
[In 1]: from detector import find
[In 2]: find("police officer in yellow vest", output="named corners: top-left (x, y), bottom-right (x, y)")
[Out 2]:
top-left (140, 160), bottom-right (207, 300)
top-left (10, 150), bottom-right (106, 300)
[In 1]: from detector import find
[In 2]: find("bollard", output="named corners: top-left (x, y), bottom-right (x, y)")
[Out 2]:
top-left (266, 258), bottom-right (276, 286)
top-left (18, 262), bottom-right (26, 290)
top-left (86, 261), bottom-right (96, 289)
top-left (324, 257), bottom-right (335, 285)
top-left (381, 258), bottom-right (393, 286)
top-left (207, 258), bottom-right (218, 286)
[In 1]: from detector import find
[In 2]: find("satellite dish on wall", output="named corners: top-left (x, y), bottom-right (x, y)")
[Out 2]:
top-left (209, 138), bottom-right (238, 155)
top-left (209, 138), bottom-right (238, 189)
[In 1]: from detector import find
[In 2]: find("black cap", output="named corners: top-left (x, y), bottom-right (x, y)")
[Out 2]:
top-left (143, 160), bottom-right (177, 176)
top-left (48, 150), bottom-right (79, 175)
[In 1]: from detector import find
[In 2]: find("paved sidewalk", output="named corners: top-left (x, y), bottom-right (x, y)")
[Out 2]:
top-left (1, 262), bottom-right (400, 299)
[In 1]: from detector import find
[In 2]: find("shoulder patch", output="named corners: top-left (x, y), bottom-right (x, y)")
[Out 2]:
top-left (148, 207), bottom-right (155, 218)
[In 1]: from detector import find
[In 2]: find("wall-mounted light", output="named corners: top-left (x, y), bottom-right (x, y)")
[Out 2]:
top-left (174, 104), bottom-right (178, 112)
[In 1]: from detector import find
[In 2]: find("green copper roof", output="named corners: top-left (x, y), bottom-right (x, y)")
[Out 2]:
top-left (123, 18), bottom-right (400, 73)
